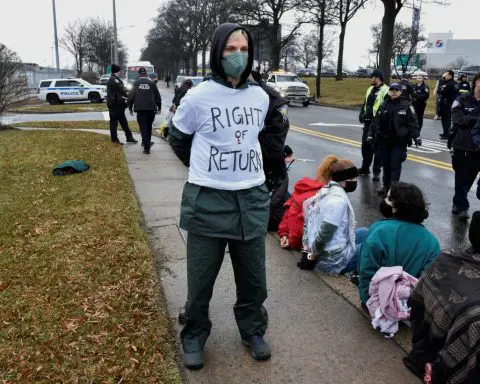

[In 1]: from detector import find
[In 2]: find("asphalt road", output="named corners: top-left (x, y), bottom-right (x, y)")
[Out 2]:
top-left (4, 85), bottom-right (477, 250)
top-left (285, 102), bottom-right (479, 251)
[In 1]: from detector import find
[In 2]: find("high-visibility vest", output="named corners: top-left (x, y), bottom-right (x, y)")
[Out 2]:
top-left (364, 84), bottom-right (390, 117)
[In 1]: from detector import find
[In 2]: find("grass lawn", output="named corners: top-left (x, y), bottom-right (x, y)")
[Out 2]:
top-left (8, 103), bottom-right (108, 114)
top-left (0, 130), bottom-right (181, 383)
top-left (12, 120), bottom-right (140, 132)
top-left (303, 77), bottom-right (438, 118)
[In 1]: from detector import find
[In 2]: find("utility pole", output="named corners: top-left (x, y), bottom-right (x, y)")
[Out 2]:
top-left (52, 0), bottom-right (60, 71)
top-left (112, 0), bottom-right (119, 64)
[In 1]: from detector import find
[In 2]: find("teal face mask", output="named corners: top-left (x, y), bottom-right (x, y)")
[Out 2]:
top-left (222, 52), bottom-right (249, 79)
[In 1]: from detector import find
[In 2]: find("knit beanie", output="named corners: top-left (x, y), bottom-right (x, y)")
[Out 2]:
top-left (111, 64), bottom-right (121, 73)
top-left (469, 211), bottom-right (480, 252)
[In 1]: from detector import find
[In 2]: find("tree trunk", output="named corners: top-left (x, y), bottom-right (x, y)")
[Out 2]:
top-left (379, 2), bottom-right (397, 84)
top-left (271, 21), bottom-right (281, 70)
top-left (192, 51), bottom-right (198, 76)
top-left (316, 19), bottom-right (326, 98)
top-left (336, 23), bottom-right (346, 81)
top-left (202, 48), bottom-right (207, 76)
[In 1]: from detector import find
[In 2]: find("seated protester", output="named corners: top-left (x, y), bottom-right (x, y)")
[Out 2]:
top-left (358, 182), bottom-right (440, 304)
top-left (268, 145), bottom-right (294, 231)
top-left (403, 211), bottom-right (480, 384)
top-left (297, 159), bottom-right (367, 274)
top-left (277, 154), bottom-right (337, 250)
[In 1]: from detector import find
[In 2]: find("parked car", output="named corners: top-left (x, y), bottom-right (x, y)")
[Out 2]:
top-left (266, 71), bottom-right (310, 107)
top-left (354, 68), bottom-right (375, 77)
top-left (457, 65), bottom-right (480, 78)
top-left (297, 68), bottom-right (316, 77)
top-left (391, 66), bottom-right (429, 79)
top-left (37, 78), bottom-right (106, 105)
top-left (174, 75), bottom-right (204, 89)
top-left (99, 74), bottom-right (110, 85)
top-left (320, 68), bottom-right (349, 77)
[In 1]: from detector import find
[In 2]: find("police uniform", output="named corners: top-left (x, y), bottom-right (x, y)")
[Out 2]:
top-left (369, 86), bottom-right (421, 192)
top-left (412, 82), bottom-right (430, 130)
top-left (448, 93), bottom-right (480, 215)
top-left (400, 78), bottom-right (415, 103)
top-left (127, 69), bottom-right (162, 153)
top-left (106, 71), bottom-right (136, 143)
top-left (167, 23), bottom-right (271, 362)
top-left (358, 79), bottom-right (389, 176)
top-left (437, 78), bottom-right (457, 138)
top-left (457, 80), bottom-right (471, 96)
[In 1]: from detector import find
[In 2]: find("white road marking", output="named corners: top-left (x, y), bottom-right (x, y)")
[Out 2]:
top-left (296, 158), bottom-right (315, 163)
top-left (103, 111), bottom-right (110, 121)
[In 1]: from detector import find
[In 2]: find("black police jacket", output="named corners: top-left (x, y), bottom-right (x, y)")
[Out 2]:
top-left (106, 75), bottom-right (128, 109)
top-left (448, 94), bottom-right (480, 151)
top-left (400, 79), bottom-right (414, 103)
top-left (457, 81), bottom-right (471, 96)
top-left (127, 77), bottom-right (162, 112)
top-left (412, 83), bottom-right (430, 105)
top-left (437, 79), bottom-right (457, 109)
top-left (369, 97), bottom-right (420, 146)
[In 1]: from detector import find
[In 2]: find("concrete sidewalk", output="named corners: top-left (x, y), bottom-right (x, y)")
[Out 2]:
top-left (123, 137), bottom-right (419, 383)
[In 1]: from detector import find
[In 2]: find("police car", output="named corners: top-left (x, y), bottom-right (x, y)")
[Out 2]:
top-left (37, 78), bottom-right (107, 105)
top-left (266, 71), bottom-right (311, 107)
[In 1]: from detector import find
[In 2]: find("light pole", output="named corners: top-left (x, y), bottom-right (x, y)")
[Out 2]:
top-left (112, 0), bottom-right (119, 64)
top-left (51, 0), bottom-right (60, 71)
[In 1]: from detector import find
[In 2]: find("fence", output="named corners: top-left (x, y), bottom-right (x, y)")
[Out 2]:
top-left (22, 64), bottom-right (74, 89)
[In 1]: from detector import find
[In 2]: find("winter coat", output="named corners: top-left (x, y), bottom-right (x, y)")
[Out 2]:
top-left (268, 173), bottom-right (290, 231)
top-left (358, 218), bottom-right (440, 303)
top-left (277, 177), bottom-right (324, 249)
top-left (106, 75), bottom-right (128, 109)
top-left (412, 83), bottom-right (430, 106)
top-left (127, 76), bottom-right (162, 112)
top-left (437, 78), bottom-right (457, 110)
top-left (172, 85), bottom-right (191, 107)
top-left (369, 97), bottom-right (420, 147)
top-left (448, 94), bottom-right (480, 151)
top-left (400, 79), bottom-right (414, 103)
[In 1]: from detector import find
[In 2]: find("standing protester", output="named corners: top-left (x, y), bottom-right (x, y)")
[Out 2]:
top-left (127, 67), bottom-right (162, 154)
top-left (106, 64), bottom-right (137, 145)
top-left (436, 70), bottom-right (457, 140)
top-left (400, 73), bottom-right (414, 104)
top-left (447, 72), bottom-right (480, 220)
top-left (368, 83), bottom-right (422, 196)
top-left (358, 70), bottom-right (389, 182)
top-left (148, 72), bottom-right (159, 85)
top-left (412, 76), bottom-right (430, 130)
top-left (165, 74), bottom-right (171, 88)
top-left (172, 79), bottom-right (194, 110)
top-left (457, 73), bottom-right (471, 96)
top-left (168, 23), bottom-right (271, 369)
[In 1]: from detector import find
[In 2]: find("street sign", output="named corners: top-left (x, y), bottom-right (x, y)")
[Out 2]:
top-left (395, 54), bottom-right (420, 68)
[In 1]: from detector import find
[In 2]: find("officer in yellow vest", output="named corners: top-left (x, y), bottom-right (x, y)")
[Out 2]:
top-left (358, 70), bottom-right (389, 181)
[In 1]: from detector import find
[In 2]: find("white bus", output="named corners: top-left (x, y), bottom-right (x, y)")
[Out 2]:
top-left (125, 61), bottom-right (155, 89)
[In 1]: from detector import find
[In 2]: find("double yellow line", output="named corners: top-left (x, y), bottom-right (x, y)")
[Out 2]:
top-left (290, 125), bottom-right (453, 172)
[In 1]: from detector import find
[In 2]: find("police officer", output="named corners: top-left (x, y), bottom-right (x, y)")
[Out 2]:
top-left (368, 82), bottom-right (422, 196)
top-left (127, 67), bottom-right (162, 154)
top-left (148, 71), bottom-right (159, 85)
top-left (448, 73), bottom-right (480, 220)
top-left (400, 73), bottom-right (414, 104)
top-left (412, 75), bottom-right (430, 130)
top-left (106, 64), bottom-right (137, 145)
top-left (358, 69), bottom-right (389, 181)
top-left (437, 69), bottom-right (457, 140)
top-left (457, 73), bottom-right (471, 96)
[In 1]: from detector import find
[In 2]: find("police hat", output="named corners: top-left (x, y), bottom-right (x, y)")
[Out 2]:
top-left (389, 82), bottom-right (402, 91)
top-left (138, 67), bottom-right (147, 76)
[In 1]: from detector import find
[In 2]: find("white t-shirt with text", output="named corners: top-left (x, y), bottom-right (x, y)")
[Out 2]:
top-left (172, 80), bottom-right (269, 190)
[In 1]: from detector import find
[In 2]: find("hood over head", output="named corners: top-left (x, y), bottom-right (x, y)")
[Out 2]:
top-left (210, 23), bottom-right (254, 85)
top-left (293, 177), bottom-right (325, 194)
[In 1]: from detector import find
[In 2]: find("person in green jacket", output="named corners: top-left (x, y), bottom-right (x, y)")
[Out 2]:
top-left (358, 182), bottom-right (440, 304)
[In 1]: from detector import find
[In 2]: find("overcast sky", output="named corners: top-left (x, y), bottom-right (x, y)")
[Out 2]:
top-left (1, 0), bottom-right (478, 70)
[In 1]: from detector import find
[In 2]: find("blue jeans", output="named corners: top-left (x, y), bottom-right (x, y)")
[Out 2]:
top-left (342, 227), bottom-right (369, 273)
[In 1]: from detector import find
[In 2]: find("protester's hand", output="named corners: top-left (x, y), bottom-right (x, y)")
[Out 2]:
top-left (280, 236), bottom-right (289, 248)
top-left (414, 138), bottom-right (422, 147)
top-left (157, 109), bottom-right (161, 115)
top-left (129, 110), bottom-right (134, 116)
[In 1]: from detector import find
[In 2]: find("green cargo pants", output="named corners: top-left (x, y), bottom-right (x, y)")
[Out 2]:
top-left (181, 233), bottom-right (268, 353)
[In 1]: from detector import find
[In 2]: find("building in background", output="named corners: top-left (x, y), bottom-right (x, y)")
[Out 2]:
top-left (21, 63), bottom-right (74, 89)
top-left (423, 32), bottom-right (480, 69)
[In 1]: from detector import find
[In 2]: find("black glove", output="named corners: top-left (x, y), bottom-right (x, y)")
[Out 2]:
top-left (366, 136), bottom-right (373, 144)
top-left (359, 115), bottom-right (365, 124)
top-left (297, 251), bottom-right (316, 270)
top-left (414, 138), bottom-right (422, 147)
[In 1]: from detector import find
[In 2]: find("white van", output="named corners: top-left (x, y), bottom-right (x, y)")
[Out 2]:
top-left (37, 78), bottom-right (107, 105)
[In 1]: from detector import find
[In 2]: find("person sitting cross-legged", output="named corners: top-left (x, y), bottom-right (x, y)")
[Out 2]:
top-left (357, 182), bottom-right (440, 304)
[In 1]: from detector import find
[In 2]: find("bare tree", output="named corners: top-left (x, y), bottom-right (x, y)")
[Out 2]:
top-left (333, 0), bottom-right (369, 80)
top-left (297, 32), bottom-right (317, 68)
top-left (378, 0), bottom-right (449, 83)
top-left (448, 57), bottom-right (469, 70)
top-left (0, 44), bottom-right (28, 116)
top-left (236, 0), bottom-right (306, 70)
top-left (61, 20), bottom-right (89, 76)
